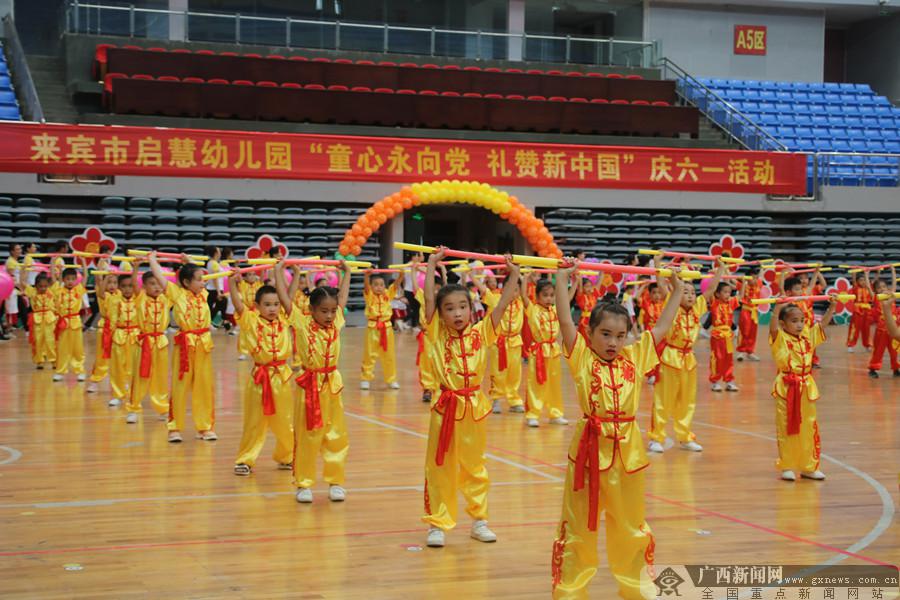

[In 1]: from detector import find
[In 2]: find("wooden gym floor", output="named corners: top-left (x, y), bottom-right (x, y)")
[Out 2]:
top-left (0, 324), bottom-right (897, 599)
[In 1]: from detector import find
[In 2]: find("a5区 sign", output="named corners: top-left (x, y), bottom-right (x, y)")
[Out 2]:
top-left (734, 25), bottom-right (767, 55)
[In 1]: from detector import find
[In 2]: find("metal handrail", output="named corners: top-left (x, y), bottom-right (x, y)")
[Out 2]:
top-left (63, 0), bottom-right (658, 67)
top-left (2, 15), bottom-right (44, 122)
top-left (656, 57), bottom-right (787, 153)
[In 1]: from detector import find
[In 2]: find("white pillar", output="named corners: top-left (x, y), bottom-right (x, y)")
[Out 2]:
top-left (169, 0), bottom-right (188, 42)
top-left (507, 0), bottom-right (525, 61)
top-left (381, 214), bottom-right (404, 266)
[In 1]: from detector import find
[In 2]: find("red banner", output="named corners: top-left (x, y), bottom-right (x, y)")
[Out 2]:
top-left (0, 122), bottom-right (806, 194)
top-left (734, 25), bottom-right (767, 56)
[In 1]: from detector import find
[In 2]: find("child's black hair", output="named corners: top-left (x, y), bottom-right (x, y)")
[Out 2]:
top-left (783, 276), bottom-right (802, 293)
top-left (465, 281), bottom-right (476, 289)
top-left (34, 273), bottom-right (50, 286)
top-left (600, 292), bottom-right (617, 304)
top-left (7, 242), bottom-right (19, 253)
top-left (177, 263), bottom-right (202, 288)
top-left (117, 273), bottom-right (133, 285)
top-left (778, 303), bottom-right (803, 321)
top-left (221, 247), bottom-right (234, 259)
top-left (62, 267), bottom-right (77, 279)
top-left (714, 281), bottom-right (732, 295)
top-left (872, 278), bottom-right (887, 292)
top-left (647, 282), bottom-right (658, 293)
top-left (854, 272), bottom-right (866, 282)
top-left (436, 283), bottom-right (472, 311)
top-left (746, 265), bottom-right (760, 276)
top-left (309, 285), bottom-right (339, 307)
top-left (254, 284), bottom-right (278, 304)
top-left (535, 279), bottom-right (554, 297)
top-left (636, 255), bottom-right (651, 267)
top-left (55, 239), bottom-right (69, 252)
top-left (369, 274), bottom-right (386, 285)
top-left (267, 247), bottom-right (281, 258)
top-left (204, 244), bottom-right (218, 258)
top-left (141, 270), bottom-right (157, 284)
top-left (588, 300), bottom-right (632, 331)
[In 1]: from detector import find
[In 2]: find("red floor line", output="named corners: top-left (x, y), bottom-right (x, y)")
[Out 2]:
top-left (349, 408), bottom-right (892, 567)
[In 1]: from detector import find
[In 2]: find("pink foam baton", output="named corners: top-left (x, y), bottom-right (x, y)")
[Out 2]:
top-left (639, 249), bottom-right (744, 264)
top-left (365, 268), bottom-right (403, 274)
top-left (752, 293), bottom-right (853, 305)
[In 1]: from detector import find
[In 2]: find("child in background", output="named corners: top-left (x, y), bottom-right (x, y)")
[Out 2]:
top-left (709, 262), bottom-right (743, 393)
top-left (236, 270), bottom-right (264, 361)
top-left (86, 270), bottom-right (118, 393)
top-left (104, 273), bottom-right (140, 408)
top-left (275, 260), bottom-right (352, 503)
top-left (4, 243), bottom-right (22, 332)
top-left (17, 268), bottom-right (57, 369)
top-left (125, 270), bottom-right (171, 424)
top-left (879, 267), bottom-right (900, 373)
top-left (220, 247), bottom-right (237, 334)
top-left (869, 269), bottom-right (899, 378)
top-left (574, 276), bottom-right (602, 337)
top-left (736, 267), bottom-right (763, 361)
top-left (551, 261), bottom-right (683, 600)
top-left (390, 283), bottom-right (409, 331)
top-left (52, 263), bottom-right (87, 382)
top-left (360, 271), bottom-right (400, 390)
top-left (467, 280), bottom-right (486, 323)
top-left (205, 245), bottom-right (226, 328)
top-left (412, 260), bottom-right (446, 404)
top-left (847, 271), bottom-right (874, 353)
top-left (769, 295), bottom-right (837, 482)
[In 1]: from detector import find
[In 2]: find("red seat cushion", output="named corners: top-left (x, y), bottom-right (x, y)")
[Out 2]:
top-left (148, 47), bottom-right (166, 53)
top-left (195, 49), bottom-right (215, 55)
top-left (441, 91), bottom-right (461, 97)
top-left (463, 92), bottom-right (482, 98)
top-left (233, 80), bottom-right (254, 86)
top-left (590, 98), bottom-right (609, 104)
top-left (586, 72), bottom-right (605, 78)
top-left (527, 95), bottom-right (547, 101)
top-left (334, 59), bottom-right (353, 64)
top-left (549, 96), bottom-right (567, 102)
top-left (132, 74), bottom-right (153, 80)
top-left (312, 57), bottom-right (331, 63)
top-left (171, 48), bottom-right (191, 54)
top-left (607, 73), bottom-right (624, 79)
top-left (569, 97), bottom-right (588, 103)
top-left (305, 84), bottom-right (326, 90)
top-left (356, 60), bottom-right (375, 65)
top-left (266, 55), bottom-right (286, 60)
top-left (220, 52), bottom-right (239, 57)
top-left (183, 77), bottom-right (205, 84)
top-left (281, 82), bottom-right (302, 88)
top-left (546, 70), bottom-right (563, 75)
top-left (625, 74), bottom-right (643, 80)
top-left (103, 72), bottom-right (126, 93)
top-left (651, 101), bottom-right (670, 106)
top-left (565, 71), bottom-right (583, 77)
top-left (397, 89), bottom-right (416, 95)
top-left (351, 86), bottom-right (372, 92)
top-left (377, 61), bottom-right (397, 67)
top-left (400, 62), bottom-right (419, 68)
top-left (484, 93), bottom-right (503, 99)
top-left (463, 66), bottom-right (481, 72)
top-left (374, 87), bottom-right (394, 93)
top-left (243, 53), bottom-right (262, 59)
top-left (257, 81), bottom-right (277, 87)
top-left (506, 94), bottom-right (525, 100)
top-left (526, 69), bottom-right (543, 75)
top-left (611, 99), bottom-right (629, 104)
top-left (419, 90), bottom-right (438, 96)
top-left (505, 68), bottom-right (523, 74)
top-left (422, 64), bottom-right (440, 69)
top-left (327, 85), bottom-right (349, 91)
top-left (442, 65), bottom-right (461, 70)
top-left (631, 100), bottom-right (650, 105)
top-left (484, 67), bottom-right (502, 73)
top-left (122, 45), bottom-right (141, 51)
top-left (208, 78), bottom-right (229, 84)
top-left (289, 56), bottom-right (309, 61)
top-left (157, 75), bottom-right (180, 82)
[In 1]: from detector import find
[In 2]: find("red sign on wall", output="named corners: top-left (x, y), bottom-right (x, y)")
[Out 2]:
top-left (734, 25), bottom-right (767, 55)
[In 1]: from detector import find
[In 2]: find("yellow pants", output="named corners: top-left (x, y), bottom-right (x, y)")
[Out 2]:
top-left (293, 386), bottom-right (348, 488)
top-left (552, 461), bottom-right (656, 600)
top-left (526, 354), bottom-right (563, 420)
top-left (649, 364), bottom-right (698, 444)
top-left (110, 341), bottom-right (136, 400)
top-left (422, 408), bottom-right (489, 531)
top-left (235, 375), bottom-right (294, 468)
top-left (55, 328), bottom-right (85, 375)
top-left (89, 319), bottom-right (109, 382)
top-left (30, 323), bottom-right (57, 365)
top-left (775, 391), bottom-right (820, 473)
top-left (489, 343), bottom-right (523, 408)
top-left (168, 345), bottom-right (215, 433)
top-left (360, 326), bottom-right (396, 384)
top-left (126, 346), bottom-right (169, 415)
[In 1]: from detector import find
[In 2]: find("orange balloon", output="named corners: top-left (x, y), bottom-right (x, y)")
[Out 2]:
top-left (536, 238), bottom-right (549, 251)
top-left (351, 223), bottom-right (363, 236)
top-left (376, 212), bottom-right (388, 225)
top-left (362, 225), bottom-right (373, 237)
top-left (401, 196), bottom-right (413, 209)
top-left (535, 218), bottom-right (544, 228)
top-left (351, 245), bottom-right (362, 256)
top-left (527, 224), bottom-right (540, 237)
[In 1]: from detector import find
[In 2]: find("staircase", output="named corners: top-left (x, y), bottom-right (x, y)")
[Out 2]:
top-left (696, 114), bottom-right (741, 149)
top-left (25, 54), bottom-right (79, 123)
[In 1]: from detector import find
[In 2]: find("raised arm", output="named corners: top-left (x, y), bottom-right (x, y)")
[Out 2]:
top-left (288, 265), bottom-right (302, 301)
top-left (555, 262), bottom-right (579, 355)
top-left (337, 261), bottom-right (352, 308)
top-left (148, 252), bottom-right (169, 290)
top-left (820, 294), bottom-right (837, 327)
top-left (891, 265), bottom-right (897, 294)
top-left (519, 271), bottom-right (533, 307)
top-left (651, 270), bottom-right (685, 343)
top-left (770, 301), bottom-right (783, 337)
top-left (883, 296), bottom-right (900, 341)
top-left (363, 270), bottom-right (371, 295)
top-left (814, 268), bottom-right (827, 293)
top-left (490, 257), bottom-right (521, 332)
top-left (702, 260), bottom-right (726, 303)
top-left (424, 249), bottom-right (445, 323)
top-left (273, 262), bottom-right (292, 315)
top-left (567, 274), bottom-right (578, 302)
top-left (229, 271), bottom-right (246, 316)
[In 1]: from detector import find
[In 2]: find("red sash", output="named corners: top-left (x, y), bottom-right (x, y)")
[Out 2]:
top-left (173, 329), bottom-right (208, 379)
top-left (295, 366), bottom-right (337, 430)
top-left (416, 330), bottom-right (424, 366)
top-left (100, 318), bottom-right (113, 359)
top-left (574, 412), bottom-right (635, 531)
top-left (782, 370), bottom-right (810, 436)
top-left (371, 319), bottom-right (389, 351)
top-left (434, 385), bottom-right (479, 466)
top-left (54, 312), bottom-right (80, 339)
top-left (138, 332), bottom-right (163, 378)
top-left (253, 359), bottom-right (286, 416)
top-left (533, 339), bottom-right (554, 385)
top-left (497, 335), bottom-right (509, 371)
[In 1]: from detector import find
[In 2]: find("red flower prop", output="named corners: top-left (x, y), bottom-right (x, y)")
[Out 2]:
top-left (596, 260), bottom-right (625, 295)
top-left (761, 259), bottom-right (786, 295)
top-left (826, 277), bottom-right (854, 315)
top-left (69, 227), bottom-right (116, 266)
top-left (755, 284), bottom-right (774, 314)
top-left (245, 235), bottom-right (288, 261)
top-left (709, 234), bottom-right (745, 273)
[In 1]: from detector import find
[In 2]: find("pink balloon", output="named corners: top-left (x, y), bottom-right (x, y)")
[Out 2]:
top-left (0, 271), bottom-right (13, 302)
top-left (313, 272), bottom-right (339, 287)
top-left (699, 277), bottom-right (712, 295)
top-left (416, 271), bottom-right (426, 289)
top-left (283, 269), bottom-right (293, 287)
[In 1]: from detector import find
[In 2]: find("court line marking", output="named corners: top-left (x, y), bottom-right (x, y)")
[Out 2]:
top-left (0, 446), bottom-right (22, 466)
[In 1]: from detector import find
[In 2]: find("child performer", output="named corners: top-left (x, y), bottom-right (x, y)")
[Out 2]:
top-left (17, 267), bottom-right (57, 369)
top-left (86, 270), bottom-right (118, 393)
top-left (412, 261), bottom-right (446, 404)
top-left (847, 271), bottom-right (874, 353)
top-left (360, 271), bottom-right (400, 390)
top-left (769, 293), bottom-right (837, 482)
top-left (472, 271), bottom-right (525, 415)
top-left (522, 273), bottom-right (574, 428)
top-left (735, 266), bottom-right (763, 361)
top-left (869, 268), bottom-right (899, 378)
top-left (4, 243), bottom-right (22, 331)
top-left (574, 276), bottom-right (602, 337)
top-left (274, 260), bottom-right (352, 502)
top-left (879, 267), bottom-right (900, 371)
top-left (149, 252), bottom-right (216, 443)
top-left (52, 262), bottom-right (87, 382)
top-left (648, 265), bottom-right (725, 454)
top-left (421, 249), bottom-right (520, 548)
top-left (125, 270), bottom-right (171, 424)
top-left (230, 268), bottom-right (296, 477)
top-left (709, 263), bottom-right (743, 393)
top-left (104, 273), bottom-right (140, 408)
top-left (205, 245), bottom-right (226, 328)
top-left (551, 261), bottom-right (683, 600)
top-left (236, 271), bottom-right (264, 361)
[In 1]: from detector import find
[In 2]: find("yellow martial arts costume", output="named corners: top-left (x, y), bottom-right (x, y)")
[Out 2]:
top-left (360, 280), bottom-right (399, 385)
top-left (107, 294), bottom-right (139, 401)
top-left (552, 332), bottom-right (659, 600)
top-left (234, 310), bottom-right (295, 469)
top-left (422, 313), bottom-right (497, 532)
top-left (53, 282), bottom-right (86, 376)
top-left (24, 285), bottom-right (57, 366)
top-left (769, 324), bottom-right (826, 474)
top-left (485, 289), bottom-right (524, 409)
top-left (89, 291), bottom-right (119, 384)
top-left (126, 292), bottom-right (170, 416)
top-left (649, 295), bottom-right (706, 444)
top-left (237, 279), bottom-right (263, 356)
top-left (525, 303), bottom-right (563, 421)
top-left (292, 310), bottom-right (347, 489)
top-left (166, 285), bottom-right (215, 433)
top-left (414, 288), bottom-right (438, 396)
top-left (291, 291), bottom-right (311, 368)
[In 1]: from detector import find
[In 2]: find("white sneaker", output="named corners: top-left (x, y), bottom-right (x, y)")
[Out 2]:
top-left (158, 413), bottom-right (168, 421)
top-left (526, 418), bottom-right (539, 428)
top-left (801, 470), bottom-right (826, 480)
top-left (470, 520), bottom-right (497, 543)
top-left (647, 375), bottom-right (656, 385)
top-left (509, 405), bottom-right (525, 413)
top-left (125, 412), bottom-right (138, 424)
top-left (426, 527), bottom-right (445, 548)
top-left (108, 398), bottom-right (121, 407)
top-left (747, 354), bottom-right (761, 362)
top-left (781, 470), bottom-right (796, 481)
top-left (648, 441), bottom-right (665, 453)
top-left (329, 485), bottom-right (346, 502)
top-left (735, 352), bottom-right (746, 362)
top-left (491, 400), bottom-right (502, 414)
top-left (699, 329), bottom-right (710, 339)
top-left (680, 441), bottom-right (703, 452)
top-left (388, 381), bottom-right (400, 390)
top-left (227, 330), bottom-right (237, 336)
top-left (360, 381), bottom-right (370, 390)
top-left (711, 382), bottom-right (723, 392)
top-left (52, 374), bottom-right (63, 382)
top-left (295, 488), bottom-right (313, 503)
top-left (725, 382), bottom-right (739, 392)
top-left (847, 347), bottom-right (854, 353)
top-left (549, 417), bottom-right (569, 426)
top-left (168, 431), bottom-right (183, 443)
top-left (238, 354), bottom-right (248, 361)
top-left (76, 373), bottom-right (86, 382)
top-left (199, 430), bottom-right (218, 441)
top-left (85, 382), bottom-right (98, 394)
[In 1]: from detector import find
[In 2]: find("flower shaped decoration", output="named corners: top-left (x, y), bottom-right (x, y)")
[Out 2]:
top-left (755, 284), bottom-right (774, 314)
top-left (825, 276), bottom-right (853, 315)
top-left (69, 227), bottom-right (116, 266)
top-left (761, 259), bottom-right (786, 295)
top-left (595, 261), bottom-right (624, 296)
top-left (708, 234), bottom-right (745, 273)
top-left (245, 235), bottom-right (288, 261)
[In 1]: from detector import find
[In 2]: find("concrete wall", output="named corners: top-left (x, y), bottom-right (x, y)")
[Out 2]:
top-left (647, 2), bottom-right (826, 82)
top-left (845, 13), bottom-right (900, 104)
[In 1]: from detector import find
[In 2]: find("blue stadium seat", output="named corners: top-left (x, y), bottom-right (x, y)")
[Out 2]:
top-left (849, 140), bottom-right (867, 153)
top-left (758, 90), bottom-right (776, 101)
top-left (0, 63), bottom-right (8, 76)
top-left (844, 116), bottom-right (863, 128)
top-left (0, 105), bottom-right (19, 120)
top-left (808, 92), bottom-right (825, 103)
top-left (0, 90), bottom-right (14, 104)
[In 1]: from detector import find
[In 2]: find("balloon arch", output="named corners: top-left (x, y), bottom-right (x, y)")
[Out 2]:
top-left (337, 180), bottom-right (562, 259)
